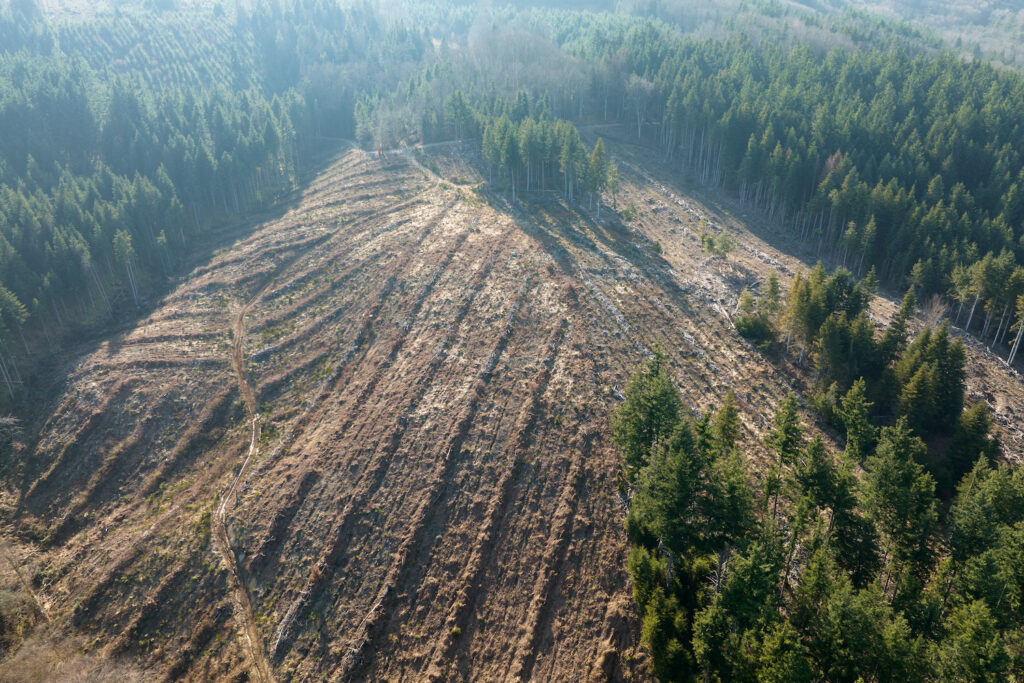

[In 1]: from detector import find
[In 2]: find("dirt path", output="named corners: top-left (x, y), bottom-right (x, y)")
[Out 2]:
top-left (208, 160), bottom-right (386, 680)
top-left (211, 297), bottom-right (273, 683)
top-left (1, 539), bottom-right (49, 624)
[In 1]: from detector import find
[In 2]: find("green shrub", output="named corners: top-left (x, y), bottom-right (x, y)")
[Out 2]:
top-left (735, 314), bottom-right (774, 351)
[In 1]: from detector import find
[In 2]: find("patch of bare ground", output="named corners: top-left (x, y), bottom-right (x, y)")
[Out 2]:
top-left (20, 127), bottom-right (1024, 683)
top-left (588, 125), bottom-right (1024, 460)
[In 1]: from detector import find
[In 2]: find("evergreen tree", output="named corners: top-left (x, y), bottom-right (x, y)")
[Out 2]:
top-left (935, 601), bottom-right (1011, 682)
top-left (712, 389), bottom-right (741, 457)
top-left (611, 349), bottom-right (682, 479)
top-left (586, 138), bottom-right (608, 215)
top-left (837, 378), bottom-right (875, 463)
top-left (863, 419), bottom-right (938, 578)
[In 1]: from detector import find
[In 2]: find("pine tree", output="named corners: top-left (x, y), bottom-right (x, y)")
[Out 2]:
top-left (756, 622), bottom-right (813, 683)
top-left (763, 271), bottom-right (782, 318)
top-left (713, 389), bottom-right (741, 456)
top-left (112, 229), bottom-right (139, 306)
top-left (611, 349), bottom-right (682, 479)
top-left (586, 138), bottom-right (608, 216)
top-left (879, 290), bottom-right (916, 365)
top-left (838, 378), bottom-right (875, 463)
top-left (936, 601), bottom-right (1011, 681)
top-left (767, 393), bottom-right (803, 515)
top-left (863, 418), bottom-right (938, 578)
top-left (606, 161), bottom-right (619, 209)
top-left (797, 436), bottom-right (835, 511)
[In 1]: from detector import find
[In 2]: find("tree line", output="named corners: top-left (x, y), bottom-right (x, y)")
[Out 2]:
top-left (473, 93), bottom-right (616, 209)
top-left (736, 264), bottom-right (996, 495)
top-left (339, 5), bottom-right (1024, 365)
top-left (0, 51), bottom-right (302, 397)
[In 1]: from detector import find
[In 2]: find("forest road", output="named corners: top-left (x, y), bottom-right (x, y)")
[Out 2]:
top-left (211, 294), bottom-right (273, 683)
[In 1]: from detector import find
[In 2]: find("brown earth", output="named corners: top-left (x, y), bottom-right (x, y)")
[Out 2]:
top-left (587, 126), bottom-right (1024, 460)
top-left (7, 127), bottom-right (1024, 682)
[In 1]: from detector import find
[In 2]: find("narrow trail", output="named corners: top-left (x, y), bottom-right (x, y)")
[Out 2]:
top-left (1, 540), bottom-right (49, 624)
top-left (211, 294), bottom-right (273, 683)
top-left (210, 227), bottom-right (337, 681)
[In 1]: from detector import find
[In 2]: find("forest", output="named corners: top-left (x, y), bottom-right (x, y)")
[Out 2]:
top-left (0, 0), bottom-right (435, 396)
top-left (0, 0), bottom-right (616, 398)
top-left (357, 4), bottom-right (1024, 363)
top-left (610, 259), bottom-right (1016, 679)
top-left (6, 0), bottom-right (1024, 397)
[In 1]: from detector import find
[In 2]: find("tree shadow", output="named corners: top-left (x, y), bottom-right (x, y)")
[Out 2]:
top-left (487, 188), bottom-right (697, 323)
top-left (592, 127), bottom-right (844, 282)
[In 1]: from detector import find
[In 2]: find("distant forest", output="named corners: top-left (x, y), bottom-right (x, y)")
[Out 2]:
top-left (3, 0), bottom-right (1024, 402)
top-left (362, 9), bottom-right (1024, 361)
top-left (0, 0), bottom-right (427, 396)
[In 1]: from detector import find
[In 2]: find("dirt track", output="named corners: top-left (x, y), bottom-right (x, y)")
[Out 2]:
top-left (211, 286), bottom-right (275, 683)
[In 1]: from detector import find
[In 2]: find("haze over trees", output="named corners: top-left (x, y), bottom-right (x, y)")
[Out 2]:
top-left (5, 0), bottom-right (1024, 399)
top-left (0, 0), bottom-right (439, 396)
top-left (562, 20), bottom-right (1024, 357)
top-left (351, 1), bottom-right (1024, 362)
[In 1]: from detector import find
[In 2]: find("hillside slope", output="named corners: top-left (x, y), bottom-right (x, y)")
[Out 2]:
top-left (7, 138), bottom-right (795, 680)
top-left (11, 133), bottom-right (1024, 680)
